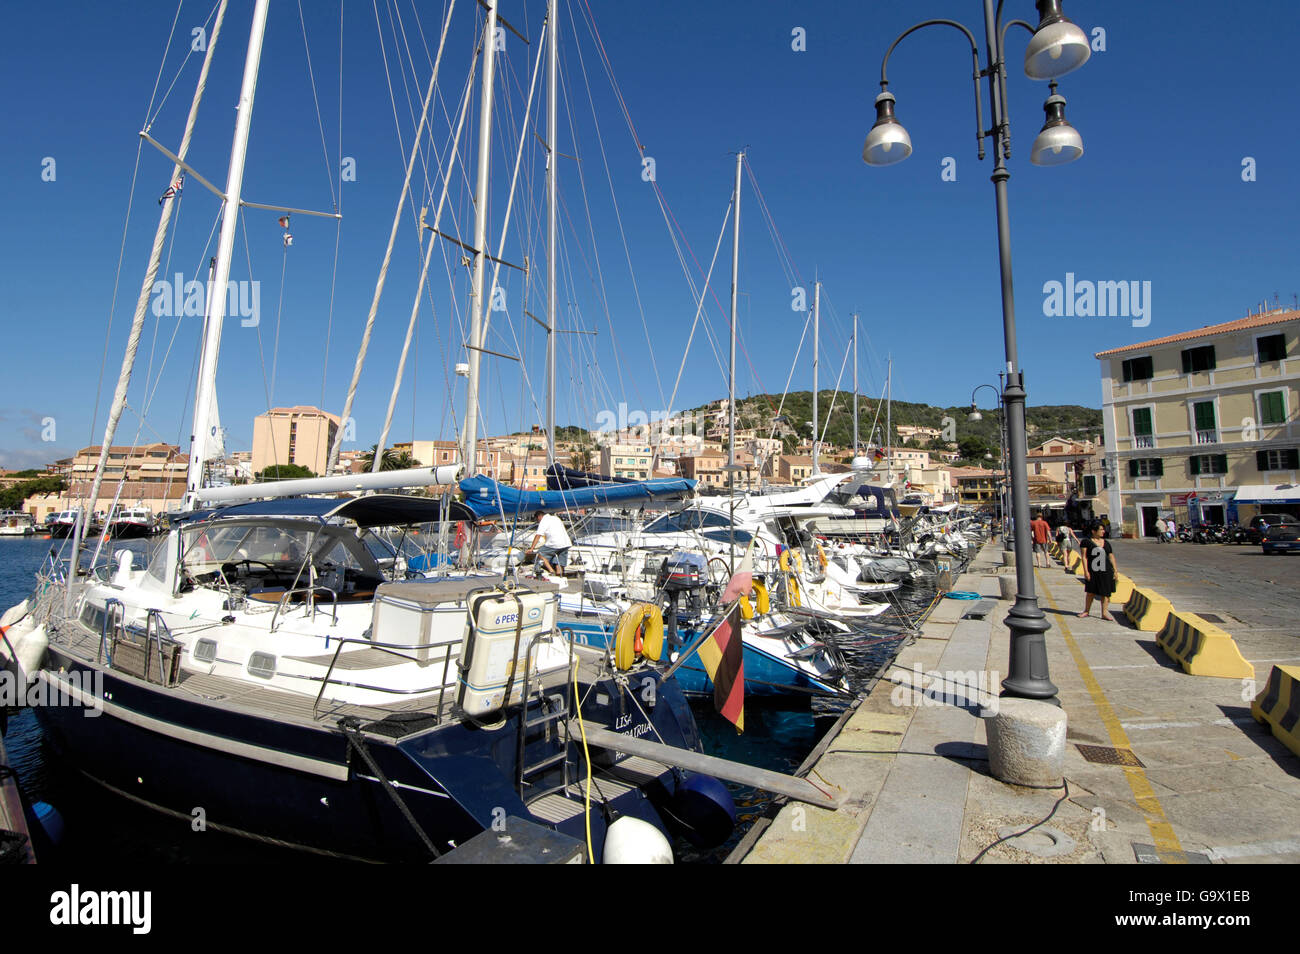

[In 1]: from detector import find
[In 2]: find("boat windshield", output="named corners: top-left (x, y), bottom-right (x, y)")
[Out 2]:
top-left (571, 512), bottom-right (638, 535)
top-left (643, 509), bottom-right (733, 533)
top-left (182, 524), bottom-right (316, 572)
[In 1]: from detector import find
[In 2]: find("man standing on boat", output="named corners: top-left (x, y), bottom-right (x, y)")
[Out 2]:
top-left (526, 509), bottom-right (571, 579)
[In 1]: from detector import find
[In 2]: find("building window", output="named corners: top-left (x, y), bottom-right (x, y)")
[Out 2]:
top-left (1259, 391), bottom-right (1286, 426)
top-left (1181, 345), bottom-right (1216, 373)
top-left (1127, 458), bottom-right (1163, 478)
top-left (1131, 407), bottom-right (1154, 447)
top-left (1192, 401), bottom-right (1217, 443)
top-left (1258, 333), bottom-right (1287, 363)
top-left (1256, 449), bottom-right (1300, 471)
top-left (1189, 454), bottom-right (1227, 476)
top-left (1083, 474), bottom-right (1098, 496)
top-left (1121, 356), bottom-right (1154, 382)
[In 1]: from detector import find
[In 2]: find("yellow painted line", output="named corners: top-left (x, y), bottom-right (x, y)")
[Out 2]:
top-left (1037, 569), bottom-right (1186, 863)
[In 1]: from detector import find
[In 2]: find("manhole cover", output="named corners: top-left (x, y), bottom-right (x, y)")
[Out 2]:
top-left (1076, 744), bottom-right (1145, 767)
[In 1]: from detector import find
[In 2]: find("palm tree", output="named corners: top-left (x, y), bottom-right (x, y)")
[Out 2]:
top-left (359, 445), bottom-right (419, 472)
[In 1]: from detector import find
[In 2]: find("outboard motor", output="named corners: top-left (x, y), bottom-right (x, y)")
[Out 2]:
top-left (655, 551), bottom-right (708, 650)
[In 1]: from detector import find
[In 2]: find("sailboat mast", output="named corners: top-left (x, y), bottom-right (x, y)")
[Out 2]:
top-left (545, 0), bottom-right (558, 465)
top-left (460, 0), bottom-right (500, 473)
top-left (811, 279), bottom-right (820, 475)
top-left (727, 150), bottom-right (742, 472)
top-left (852, 312), bottom-right (858, 455)
top-left (65, 0), bottom-right (230, 603)
top-left (185, 0), bottom-right (271, 507)
top-left (886, 356), bottom-right (893, 481)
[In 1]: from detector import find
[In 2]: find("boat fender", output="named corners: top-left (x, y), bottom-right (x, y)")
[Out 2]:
top-left (669, 773), bottom-right (737, 850)
top-left (602, 815), bottom-right (673, 864)
top-left (0, 600), bottom-right (29, 628)
top-left (613, 603), bottom-right (664, 670)
top-left (815, 543), bottom-right (828, 571)
top-left (778, 549), bottom-right (803, 574)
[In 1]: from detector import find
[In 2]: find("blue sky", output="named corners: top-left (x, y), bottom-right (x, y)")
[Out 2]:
top-left (2, 0), bottom-right (1298, 469)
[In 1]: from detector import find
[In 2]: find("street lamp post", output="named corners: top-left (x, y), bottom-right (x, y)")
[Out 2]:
top-left (862, 0), bottom-right (1090, 701)
top-left (969, 378), bottom-right (1010, 547)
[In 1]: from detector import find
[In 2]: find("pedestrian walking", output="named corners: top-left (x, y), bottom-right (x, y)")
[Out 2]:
top-left (1078, 521), bottom-right (1118, 621)
top-left (1031, 509), bottom-right (1052, 568)
top-left (1056, 522), bottom-right (1079, 553)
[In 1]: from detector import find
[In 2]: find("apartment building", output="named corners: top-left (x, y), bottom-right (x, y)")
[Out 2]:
top-left (31, 443), bottom-right (189, 520)
top-left (948, 465), bottom-right (1004, 508)
top-left (679, 452), bottom-right (726, 488)
top-left (1096, 309), bottom-right (1299, 536)
top-left (252, 406), bottom-right (340, 476)
top-left (600, 443), bottom-right (652, 480)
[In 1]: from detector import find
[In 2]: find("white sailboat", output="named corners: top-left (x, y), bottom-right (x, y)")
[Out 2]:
top-left (2, 0), bottom-right (758, 862)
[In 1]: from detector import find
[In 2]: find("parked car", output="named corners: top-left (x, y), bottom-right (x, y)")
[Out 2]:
top-left (1262, 523), bottom-right (1300, 555)
top-left (1248, 513), bottom-right (1300, 545)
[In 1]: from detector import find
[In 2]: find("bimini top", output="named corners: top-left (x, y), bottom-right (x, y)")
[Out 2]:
top-left (460, 474), bottom-right (696, 518)
top-left (175, 493), bottom-right (478, 528)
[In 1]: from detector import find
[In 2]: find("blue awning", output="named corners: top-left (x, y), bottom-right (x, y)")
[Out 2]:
top-left (459, 474), bottom-right (695, 518)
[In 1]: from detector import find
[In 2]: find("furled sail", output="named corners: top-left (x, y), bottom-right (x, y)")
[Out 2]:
top-left (460, 474), bottom-right (695, 519)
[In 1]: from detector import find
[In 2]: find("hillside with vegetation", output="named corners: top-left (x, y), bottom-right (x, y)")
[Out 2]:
top-left (689, 392), bottom-right (1102, 465)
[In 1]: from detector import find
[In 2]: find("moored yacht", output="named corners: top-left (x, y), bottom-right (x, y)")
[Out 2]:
top-left (0, 511), bottom-right (36, 537)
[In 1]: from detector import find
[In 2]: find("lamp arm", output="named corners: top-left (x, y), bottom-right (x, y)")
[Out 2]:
top-left (995, 19), bottom-right (1036, 158)
top-left (880, 19), bottom-right (985, 161)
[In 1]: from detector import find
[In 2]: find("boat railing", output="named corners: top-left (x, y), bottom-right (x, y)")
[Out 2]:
top-left (310, 634), bottom-right (462, 720)
top-left (98, 598), bottom-right (124, 667)
top-left (271, 586), bottom-right (339, 632)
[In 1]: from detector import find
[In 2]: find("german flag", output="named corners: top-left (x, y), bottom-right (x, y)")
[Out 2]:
top-left (698, 603), bottom-right (744, 732)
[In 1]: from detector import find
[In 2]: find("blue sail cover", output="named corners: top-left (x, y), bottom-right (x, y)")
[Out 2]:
top-left (459, 474), bottom-right (696, 518)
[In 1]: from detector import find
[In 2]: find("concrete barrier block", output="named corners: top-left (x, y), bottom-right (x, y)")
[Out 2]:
top-left (1157, 611), bottom-right (1254, 680)
top-left (1064, 550), bottom-right (1082, 575)
top-left (1123, 586), bottom-right (1173, 632)
top-left (985, 699), bottom-right (1067, 788)
top-left (1111, 573), bottom-right (1134, 604)
top-left (1252, 666), bottom-right (1300, 759)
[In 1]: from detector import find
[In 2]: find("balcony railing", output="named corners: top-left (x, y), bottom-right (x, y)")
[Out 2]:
top-left (1195, 429), bottom-right (1218, 445)
top-left (1134, 434), bottom-right (1154, 449)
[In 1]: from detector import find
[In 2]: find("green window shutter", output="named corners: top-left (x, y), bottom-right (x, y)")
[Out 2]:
top-left (1260, 391), bottom-right (1285, 425)
top-left (1153, 459), bottom-right (1164, 477)
top-left (1181, 350), bottom-right (1192, 373)
top-left (1257, 450), bottom-right (1270, 471)
top-left (1128, 460), bottom-right (1139, 477)
top-left (1286, 449), bottom-right (1300, 469)
top-left (1189, 456), bottom-right (1201, 475)
top-left (1132, 407), bottom-right (1152, 435)
top-left (1216, 454), bottom-right (1228, 474)
top-left (1194, 402), bottom-right (1217, 431)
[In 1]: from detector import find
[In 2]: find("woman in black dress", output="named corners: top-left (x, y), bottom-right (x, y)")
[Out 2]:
top-left (1078, 521), bottom-right (1118, 621)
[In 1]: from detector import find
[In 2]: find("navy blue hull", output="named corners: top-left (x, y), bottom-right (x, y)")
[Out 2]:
top-left (38, 645), bottom-right (702, 862)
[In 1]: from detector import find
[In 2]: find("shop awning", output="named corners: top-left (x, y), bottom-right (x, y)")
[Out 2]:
top-left (1233, 484), bottom-right (1300, 505)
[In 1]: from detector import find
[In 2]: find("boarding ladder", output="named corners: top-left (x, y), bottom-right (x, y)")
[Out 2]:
top-left (513, 634), bottom-right (576, 804)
